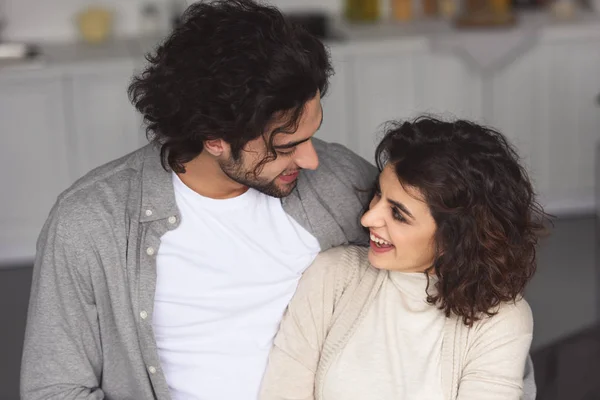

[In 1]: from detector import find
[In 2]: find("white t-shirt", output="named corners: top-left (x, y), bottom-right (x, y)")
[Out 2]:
top-left (324, 271), bottom-right (445, 400)
top-left (153, 173), bottom-right (321, 400)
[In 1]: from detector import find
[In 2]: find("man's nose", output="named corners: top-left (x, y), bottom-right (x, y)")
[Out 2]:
top-left (295, 140), bottom-right (319, 170)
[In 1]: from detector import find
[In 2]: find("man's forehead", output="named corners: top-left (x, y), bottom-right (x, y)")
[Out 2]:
top-left (272, 105), bottom-right (323, 142)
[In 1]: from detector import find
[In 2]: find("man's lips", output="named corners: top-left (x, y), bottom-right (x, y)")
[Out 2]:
top-left (279, 171), bottom-right (299, 183)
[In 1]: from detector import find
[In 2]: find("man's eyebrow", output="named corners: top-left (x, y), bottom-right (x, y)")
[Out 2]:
top-left (273, 107), bottom-right (324, 150)
top-left (273, 137), bottom-right (311, 150)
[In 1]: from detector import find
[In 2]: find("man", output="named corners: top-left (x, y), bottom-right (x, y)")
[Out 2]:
top-left (21, 1), bottom-right (536, 399)
top-left (21, 1), bottom-right (375, 399)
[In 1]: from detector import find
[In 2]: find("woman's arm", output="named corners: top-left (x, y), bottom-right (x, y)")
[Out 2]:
top-left (458, 299), bottom-right (534, 400)
top-left (259, 247), bottom-right (355, 400)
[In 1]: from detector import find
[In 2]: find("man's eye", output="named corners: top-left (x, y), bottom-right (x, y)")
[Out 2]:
top-left (278, 148), bottom-right (297, 156)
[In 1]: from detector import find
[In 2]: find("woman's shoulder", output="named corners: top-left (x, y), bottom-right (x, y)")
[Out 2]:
top-left (311, 245), bottom-right (372, 278)
top-left (313, 245), bottom-right (370, 268)
top-left (469, 297), bottom-right (534, 338)
top-left (304, 245), bottom-right (374, 297)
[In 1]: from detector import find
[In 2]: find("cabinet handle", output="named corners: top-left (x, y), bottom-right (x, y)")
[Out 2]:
top-left (597, 93), bottom-right (600, 106)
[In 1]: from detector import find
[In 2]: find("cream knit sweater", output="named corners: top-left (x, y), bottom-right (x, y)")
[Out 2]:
top-left (259, 246), bottom-right (534, 400)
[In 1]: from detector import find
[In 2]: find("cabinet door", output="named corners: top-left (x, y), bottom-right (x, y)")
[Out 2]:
top-left (542, 41), bottom-right (600, 213)
top-left (348, 45), bottom-right (484, 163)
top-left (488, 45), bottom-right (546, 207)
top-left (418, 51), bottom-right (484, 122)
top-left (69, 60), bottom-right (144, 179)
top-left (350, 53), bottom-right (421, 162)
top-left (0, 73), bottom-right (71, 264)
top-left (316, 49), bottom-right (352, 149)
top-left (490, 40), bottom-right (600, 214)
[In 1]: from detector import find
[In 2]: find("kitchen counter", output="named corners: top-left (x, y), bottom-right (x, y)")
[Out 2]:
top-left (336, 10), bottom-right (600, 43)
top-left (1, 10), bottom-right (599, 76)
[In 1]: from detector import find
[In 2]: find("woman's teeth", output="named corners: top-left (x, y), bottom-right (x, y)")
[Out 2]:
top-left (370, 233), bottom-right (393, 247)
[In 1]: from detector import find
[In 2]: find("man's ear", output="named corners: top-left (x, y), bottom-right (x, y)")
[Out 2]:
top-left (204, 139), bottom-right (229, 158)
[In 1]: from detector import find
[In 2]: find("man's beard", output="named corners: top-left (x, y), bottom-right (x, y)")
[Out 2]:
top-left (219, 157), bottom-right (297, 199)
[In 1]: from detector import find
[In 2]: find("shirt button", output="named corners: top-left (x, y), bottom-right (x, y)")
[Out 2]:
top-left (145, 209), bottom-right (153, 217)
top-left (148, 366), bottom-right (157, 374)
top-left (146, 247), bottom-right (155, 256)
top-left (140, 310), bottom-right (148, 320)
top-left (168, 216), bottom-right (177, 224)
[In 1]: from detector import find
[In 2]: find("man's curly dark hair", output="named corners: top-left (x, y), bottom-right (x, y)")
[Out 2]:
top-left (128, 0), bottom-right (332, 173)
top-left (375, 117), bottom-right (550, 326)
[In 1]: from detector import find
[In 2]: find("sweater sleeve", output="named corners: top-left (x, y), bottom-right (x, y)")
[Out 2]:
top-left (457, 299), bottom-right (534, 400)
top-left (259, 247), bottom-right (358, 400)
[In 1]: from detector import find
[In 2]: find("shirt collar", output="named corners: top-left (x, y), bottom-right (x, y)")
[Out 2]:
top-left (139, 144), bottom-right (179, 222)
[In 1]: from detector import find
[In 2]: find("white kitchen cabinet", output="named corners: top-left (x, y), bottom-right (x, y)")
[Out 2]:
top-left (543, 40), bottom-right (600, 213)
top-left (490, 39), bottom-right (600, 214)
top-left (489, 45), bottom-right (549, 204)
top-left (2, 24), bottom-right (600, 265)
top-left (0, 72), bottom-right (71, 263)
top-left (316, 49), bottom-right (352, 149)
top-left (350, 52), bottom-right (422, 162)
top-left (347, 45), bottom-right (485, 163)
top-left (67, 60), bottom-right (144, 179)
top-left (418, 51), bottom-right (484, 122)
top-left (347, 33), bottom-right (600, 215)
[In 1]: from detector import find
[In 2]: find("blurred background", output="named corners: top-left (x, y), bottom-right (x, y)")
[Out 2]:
top-left (1, 0), bottom-right (599, 398)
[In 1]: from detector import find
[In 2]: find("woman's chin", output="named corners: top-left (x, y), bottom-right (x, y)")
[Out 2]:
top-left (367, 250), bottom-right (391, 270)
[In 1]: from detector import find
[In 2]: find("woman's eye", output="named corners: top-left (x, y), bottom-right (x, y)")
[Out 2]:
top-left (392, 207), bottom-right (406, 223)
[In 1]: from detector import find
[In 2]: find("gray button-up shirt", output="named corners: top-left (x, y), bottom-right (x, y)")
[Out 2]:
top-left (21, 139), bottom-right (378, 400)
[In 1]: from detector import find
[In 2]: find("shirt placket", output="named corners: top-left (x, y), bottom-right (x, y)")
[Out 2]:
top-left (136, 215), bottom-right (178, 400)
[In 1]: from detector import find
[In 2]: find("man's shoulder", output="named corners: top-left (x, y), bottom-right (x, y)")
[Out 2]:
top-left (59, 145), bottom-right (148, 204)
top-left (312, 138), bottom-right (368, 169)
top-left (50, 146), bottom-right (150, 235)
top-left (309, 138), bottom-right (377, 191)
top-left (290, 140), bottom-right (377, 248)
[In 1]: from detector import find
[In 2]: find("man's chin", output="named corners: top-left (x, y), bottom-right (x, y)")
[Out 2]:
top-left (272, 181), bottom-right (297, 198)
top-left (248, 179), bottom-right (297, 199)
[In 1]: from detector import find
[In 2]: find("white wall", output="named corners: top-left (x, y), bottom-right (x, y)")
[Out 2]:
top-left (1, 0), bottom-right (341, 43)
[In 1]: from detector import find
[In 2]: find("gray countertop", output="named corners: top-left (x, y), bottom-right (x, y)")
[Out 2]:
top-left (1, 10), bottom-right (599, 76)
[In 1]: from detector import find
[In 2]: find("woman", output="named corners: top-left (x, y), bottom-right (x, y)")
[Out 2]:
top-left (259, 117), bottom-right (548, 400)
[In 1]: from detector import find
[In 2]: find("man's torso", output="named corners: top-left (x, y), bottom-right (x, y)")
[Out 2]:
top-left (26, 141), bottom-right (375, 399)
top-left (154, 173), bottom-right (320, 398)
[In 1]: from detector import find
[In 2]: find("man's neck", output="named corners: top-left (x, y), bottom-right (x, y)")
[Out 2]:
top-left (178, 152), bottom-right (248, 199)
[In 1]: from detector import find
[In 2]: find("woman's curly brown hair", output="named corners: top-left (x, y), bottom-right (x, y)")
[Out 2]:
top-left (375, 116), bottom-right (551, 326)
